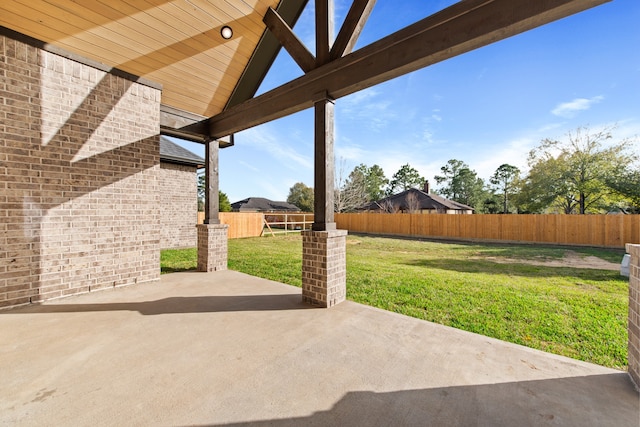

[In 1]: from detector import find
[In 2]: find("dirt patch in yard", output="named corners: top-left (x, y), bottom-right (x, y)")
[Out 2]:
top-left (481, 250), bottom-right (620, 271)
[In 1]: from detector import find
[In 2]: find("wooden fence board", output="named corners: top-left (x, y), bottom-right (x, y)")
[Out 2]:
top-left (334, 213), bottom-right (640, 248)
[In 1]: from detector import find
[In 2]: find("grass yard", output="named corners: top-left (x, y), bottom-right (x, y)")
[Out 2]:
top-left (161, 234), bottom-right (628, 369)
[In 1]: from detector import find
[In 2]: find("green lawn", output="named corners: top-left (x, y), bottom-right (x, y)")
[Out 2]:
top-left (161, 234), bottom-right (628, 369)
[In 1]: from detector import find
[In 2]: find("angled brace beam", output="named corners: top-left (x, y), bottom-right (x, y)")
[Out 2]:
top-left (210, 0), bottom-right (609, 139)
top-left (263, 7), bottom-right (316, 73)
top-left (330, 0), bottom-right (376, 60)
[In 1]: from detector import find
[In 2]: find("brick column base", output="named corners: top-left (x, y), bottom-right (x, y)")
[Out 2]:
top-left (302, 229), bottom-right (347, 308)
top-left (197, 224), bottom-right (229, 272)
top-left (627, 243), bottom-right (640, 390)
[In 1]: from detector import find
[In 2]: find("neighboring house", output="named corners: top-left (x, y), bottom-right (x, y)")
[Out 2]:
top-left (159, 137), bottom-right (204, 249)
top-left (360, 181), bottom-right (474, 214)
top-left (231, 197), bottom-right (301, 213)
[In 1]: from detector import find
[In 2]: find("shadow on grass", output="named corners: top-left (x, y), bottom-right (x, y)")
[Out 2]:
top-left (161, 266), bottom-right (197, 274)
top-left (402, 258), bottom-right (624, 281)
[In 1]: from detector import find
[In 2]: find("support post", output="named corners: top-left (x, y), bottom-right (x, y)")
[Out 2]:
top-left (627, 243), bottom-right (640, 390)
top-left (198, 138), bottom-right (227, 272)
top-left (204, 138), bottom-right (220, 224)
top-left (312, 96), bottom-right (336, 231)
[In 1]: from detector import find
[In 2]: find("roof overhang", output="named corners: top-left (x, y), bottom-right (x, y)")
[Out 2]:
top-left (0, 0), bottom-right (308, 145)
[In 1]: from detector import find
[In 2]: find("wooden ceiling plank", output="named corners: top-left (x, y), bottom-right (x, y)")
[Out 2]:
top-left (209, 0), bottom-right (610, 138)
top-left (176, 0), bottom-right (267, 39)
top-left (330, 0), bottom-right (376, 60)
top-left (68, 0), bottom-right (256, 72)
top-left (264, 7), bottom-right (315, 73)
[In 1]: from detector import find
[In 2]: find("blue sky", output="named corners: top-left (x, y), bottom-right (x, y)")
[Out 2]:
top-left (173, 0), bottom-right (640, 203)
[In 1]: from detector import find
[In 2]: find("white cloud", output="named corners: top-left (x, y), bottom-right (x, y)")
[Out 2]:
top-left (238, 160), bottom-right (260, 173)
top-left (238, 126), bottom-right (312, 171)
top-left (551, 95), bottom-right (604, 118)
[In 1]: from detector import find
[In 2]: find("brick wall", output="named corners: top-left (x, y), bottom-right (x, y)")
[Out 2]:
top-left (159, 162), bottom-right (198, 249)
top-left (1, 33), bottom-right (161, 308)
top-left (627, 244), bottom-right (640, 389)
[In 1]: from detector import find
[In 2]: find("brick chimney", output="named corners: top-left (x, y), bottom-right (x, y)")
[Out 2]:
top-left (423, 180), bottom-right (430, 194)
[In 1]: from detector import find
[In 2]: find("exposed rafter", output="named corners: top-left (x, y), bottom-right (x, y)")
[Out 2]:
top-left (263, 7), bottom-right (316, 73)
top-left (209, 0), bottom-right (609, 139)
top-left (330, 0), bottom-right (376, 60)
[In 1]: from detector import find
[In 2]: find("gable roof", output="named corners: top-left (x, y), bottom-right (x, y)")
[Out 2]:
top-left (159, 137), bottom-right (204, 168)
top-left (361, 188), bottom-right (474, 212)
top-left (231, 197), bottom-right (300, 212)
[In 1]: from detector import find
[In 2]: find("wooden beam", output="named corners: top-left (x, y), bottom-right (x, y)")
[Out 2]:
top-left (315, 0), bottom-right (334, 66)
top-left (204, 139), bottom-right (220, 224)
top-left (312, 96), bottom-right (336, 230)
top-left (225, 0), bottom-right (309, 109)
top-left (263, 7), bottom-right (316, 73)
top-left (209, 0), bottom-right (609, 139)
top-left (330, 0), bottom-right (376, 60)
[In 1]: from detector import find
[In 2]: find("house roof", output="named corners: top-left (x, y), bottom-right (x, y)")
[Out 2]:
top-left (160, 137), bottom-right (204, 168)
top-left (231, 197), bottom-right (300, 212)
top-left (361, 188), bottom-right (474, 212)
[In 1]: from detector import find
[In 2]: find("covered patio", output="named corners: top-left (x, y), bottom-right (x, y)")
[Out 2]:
top-left (1, 271), bottom-right (637, 426)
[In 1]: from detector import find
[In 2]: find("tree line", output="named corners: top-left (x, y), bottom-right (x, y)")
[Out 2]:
top-left (287, 126), bottom-right (640, 214)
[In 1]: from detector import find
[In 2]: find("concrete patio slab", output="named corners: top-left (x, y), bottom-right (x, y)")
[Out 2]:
top-left (1, 270), bottom-right (638, 426)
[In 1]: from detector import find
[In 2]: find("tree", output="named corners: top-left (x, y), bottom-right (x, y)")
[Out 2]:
top-left (219, 191), bottom-right (232, 212)
top-left (524, 126), bottom-right (636, 214)
top-left (387, 164), bottom-right (425, 195)
top-left (490, 164), bottom-right (520, 213)
top-left (335, 160), bottom-right (368, 212)
top-left (434, 159), bottom-right (485, 209)
top-left (516, 155), bottom-right (576, 213)
top-left (197, 173), bottom-right (231, 212)
top-left (367, 164), bottom-right (388, 201)
top-left (606, 167), bottom-right (640, 213)
top-left (287, 182), bottom-right (314, 212)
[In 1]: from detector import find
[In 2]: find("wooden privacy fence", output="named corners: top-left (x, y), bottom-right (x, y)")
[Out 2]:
top-left (335, 213), bottom-right (640, 248)
top-left (196, 212), bottom-right (312, 239)
top-left (197, 212), bottom-right (640, 247)
top-left (197, 212), bottom-right (264, 239)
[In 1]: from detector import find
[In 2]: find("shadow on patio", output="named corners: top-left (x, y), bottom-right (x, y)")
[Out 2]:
top-left (1, 270), bottom-right (638, 426)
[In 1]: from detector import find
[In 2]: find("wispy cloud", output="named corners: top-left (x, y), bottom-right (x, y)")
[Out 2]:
top-left (239, 126), bottom-right (312, 170)
top-left (551, 96), bottom-right (604, 118)
top-left (238, 160), bottom-right (260, 173)
top-left (339, 88), bottom-right (395, 132)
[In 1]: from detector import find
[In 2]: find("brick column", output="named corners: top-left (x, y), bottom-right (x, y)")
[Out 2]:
top-left (197, 224), bottom-right (229, 272)
top-left (627, 243), bottom-right (640, 389)
top-left (302, 229), bottom-right (347, 307)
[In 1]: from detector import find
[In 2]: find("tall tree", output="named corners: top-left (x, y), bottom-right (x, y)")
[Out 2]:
top-left (516, 155), bottom-right (576, 213)
top-left (287, 182), bottom-right (314, 212)
top-left (525, 126), bottom-right (636, 214)
top-left (362, 164), bottom-right (389, 201)
top-left (387, 164), bottom-right (425, 195)
top-left (490, 164), bottom-right (521, 213)
top-left (606, 167), bottom-right (640, 213)
top-left (434, 159), bottom-right (485, 208)
top-left (335, 160), bottom-right (368, 212)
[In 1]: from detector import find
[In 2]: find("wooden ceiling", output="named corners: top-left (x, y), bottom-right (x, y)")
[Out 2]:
top-left (0, 0), bottom-right (302, 121)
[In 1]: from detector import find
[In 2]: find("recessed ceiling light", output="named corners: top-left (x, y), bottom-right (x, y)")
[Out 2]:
top-left (221, 26), bottom-right (233, 40)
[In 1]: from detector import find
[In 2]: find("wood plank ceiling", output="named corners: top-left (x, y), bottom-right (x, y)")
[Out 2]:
top-left (0, 0), bottom-right (289, 120)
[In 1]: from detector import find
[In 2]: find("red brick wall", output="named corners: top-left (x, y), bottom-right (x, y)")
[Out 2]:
top-left (160, 162), bottom-right (199, 249)
top-left (1, 33), bottom-right (161, 308)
